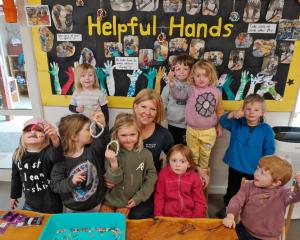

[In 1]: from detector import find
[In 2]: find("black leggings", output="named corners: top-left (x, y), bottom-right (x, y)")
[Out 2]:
top-left (224, 167), bottom-right (254, 206)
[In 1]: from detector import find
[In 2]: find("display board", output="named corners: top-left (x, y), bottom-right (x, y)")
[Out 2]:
top-left (29, 0), bottom-right (300, 110)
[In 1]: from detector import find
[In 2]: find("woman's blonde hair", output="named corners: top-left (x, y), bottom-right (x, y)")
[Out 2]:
top-left (166, 144), bottom-right (196, 170)
top-left (188, 60), bottom-right (218, 87)
top-left (13, 132), bottom-right (50, 162)
top-left (58, 114), bottom-right (90, 156)
top-left (111, 113), bottom-right (144, 152)
top-left (74, 63), bottom-right (99, 91)
top-left (133, 89), bottom-right (165, 124)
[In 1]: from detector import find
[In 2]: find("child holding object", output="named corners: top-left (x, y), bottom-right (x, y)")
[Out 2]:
top-left (10, 118), bottom-right (63, 213)
top-left (51, 112), bottom-right (109, 212)
top-left (101, 113), bottom-right (157, 217)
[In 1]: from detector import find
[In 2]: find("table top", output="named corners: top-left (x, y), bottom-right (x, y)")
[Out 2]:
top-left (0, 210), bottom-right (237, 240)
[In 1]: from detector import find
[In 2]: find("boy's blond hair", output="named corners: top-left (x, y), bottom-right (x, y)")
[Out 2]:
top-left (111, 113), bottom-right (144, 152)
top-left (243, 94), bottom-right (266, 112)
top-left (188, 60), bottom-right (218, 86)
top-left (259, 155), bottom-right (292, 186)
top-left (58, 114), bottom-right (90, 156)
top-left (133, 89), bottom-right (165, 124)
top-left (74, 63), bottom-right (99, 91)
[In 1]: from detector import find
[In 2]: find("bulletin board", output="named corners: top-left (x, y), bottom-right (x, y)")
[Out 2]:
top-left (29, 0), bottom-right (300, 111)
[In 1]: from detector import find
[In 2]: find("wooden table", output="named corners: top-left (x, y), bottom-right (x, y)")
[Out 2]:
top-left (0, 210), bottom-right (237, 239)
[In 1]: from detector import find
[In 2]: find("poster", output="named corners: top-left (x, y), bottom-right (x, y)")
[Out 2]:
top-left (31, 0), bottom-right (300, 111)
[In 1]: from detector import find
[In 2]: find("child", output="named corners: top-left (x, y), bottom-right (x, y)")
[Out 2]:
top-left (50, 112), bottom-right (109, 212)
top-left (69, 63), bottom-right (109, 123)
top-left (161, 54), bottom-right (195, 144)
top-left (218, 94), bottom-right (275, 217)
top-left (10, 118), bottom-right (63, 213)
top-left (154, 144), bottom-right (207, 218)
top-left (223, 155), bottom-right (300, 240)
top-left (169, 60), bottom-right (224, 170)
top-left (101, 113), bottom-right (157, 217)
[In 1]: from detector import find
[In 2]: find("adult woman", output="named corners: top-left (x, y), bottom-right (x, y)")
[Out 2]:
top-left (128, 89), bottom-right (174, 219)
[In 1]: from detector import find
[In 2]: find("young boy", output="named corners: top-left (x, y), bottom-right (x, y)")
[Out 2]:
top-left (223, 155), bottom-right (300, 240)
top-left (161, 54), bottom-right (195, 144)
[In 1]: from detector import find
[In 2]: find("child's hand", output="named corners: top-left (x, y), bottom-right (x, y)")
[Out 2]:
top-left (127, 199), bottom-right (136, 208)
top-left (196, 166), bottom-right (210, 189)
top-left (76, 105), bottom-right (84, 113)
top-left (72, 170), bottom-right (86, 186)
top-left (9, 198), bottom-right (19, 210)
top-left (216, 126), bottom-right (223, 137)
top-left (104, 177), bottom-right (115, 189)
top-left (222, 214), bottom-right (236, 228)
top-left (91, 111), bottom-right (105, 126)
top-left (167, 69), bottom-right (175, 86)
top-left (44, 122), bottom-right (60, 147)
top-left (229, 110), bottom-right (244, 119)
top-left (105, 149), bottom-right (118, 170)
top-left (295, 172), bottom-right (300, 188)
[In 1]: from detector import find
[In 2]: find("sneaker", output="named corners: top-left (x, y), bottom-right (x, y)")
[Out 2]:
top-left (215, 207), bottom-right (226, 218)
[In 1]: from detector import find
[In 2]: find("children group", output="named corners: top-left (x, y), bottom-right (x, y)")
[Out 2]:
top-left (10, 55), bottom-right (300, 240)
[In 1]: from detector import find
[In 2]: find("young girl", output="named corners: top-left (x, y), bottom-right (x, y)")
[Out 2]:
top-left (69, 63), bottom-right (109, 123)
top-left (161, 54), bottom-right (195, 144)
top-left (154, 144), bottom-right (207, 218)
top-left (169, 60), bottom-right (224, 170)
top-left (50, 112), bottom-right (109, 212)
top-left (218, 94), bottom-right (275, 217)
top-left (10, 118), bottom-right (63, 213)
top-left (101, 113), bottom-right (157, 217)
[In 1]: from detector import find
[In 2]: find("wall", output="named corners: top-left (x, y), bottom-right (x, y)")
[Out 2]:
top-left (43, 105), bottom-right (291, 194)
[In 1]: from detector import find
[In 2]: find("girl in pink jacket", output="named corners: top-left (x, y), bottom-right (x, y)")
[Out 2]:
top-left (154, 144), bottom-right (207, 218)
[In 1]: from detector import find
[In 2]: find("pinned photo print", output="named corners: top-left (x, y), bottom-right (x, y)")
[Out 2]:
top-left (235, 33), bottom-right (253, 48)
top-left (139, 49), bottom-right (153, 68)
top-left (253, 39), bottom-right (276, 57)
top-left (163, 0), bottom-right (183, 13)
top-left (38, 27), bottom-right (54, 52)
top-left (52, 4), bottom-right (73, 32)
top-left (169, 38), bottom-right (188, 54)
top-left (202, 0), bottom-right (219, 16)
top-left (279, 42), bottom-right (294, 64)
top-left (154, 41), bottom-right (168, 63)
top-left (261, 55), bottom-right (278, 76)
top-left (76, 0), bottom-right (85, 7)
top-left (56, 42), bottom-right (75, 58)
top-left (110, 0), bottom-right (133, 11)
top-left (228, 50), bottom-right (245, 71)
top-left (186, 0), bottom-right (201, 15)
top-left (124, 35), bottom-right (139, 57)
top-left (266, 0), bottom-right (284, 22)
top-left (79, 48), bottom-right (96, 66)
top-left (189, 39), bottom-right (205, 59)
top-left (243, 0), bottom-right (261, 23)
top-left (136, 0), bottom-right (159, 11)
top-left (24, 5), bottom-right (51, 27)
top-left (104, 42), bottom-right (123, 58)
top-left (203, 51), bottom-right (223, 66)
